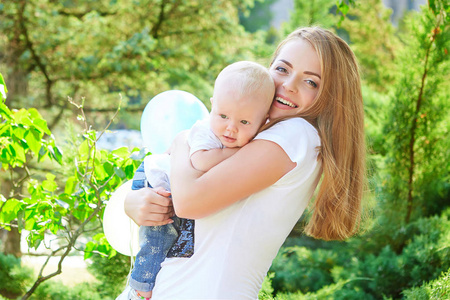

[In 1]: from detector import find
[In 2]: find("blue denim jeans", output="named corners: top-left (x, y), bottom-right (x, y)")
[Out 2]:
top-left (129, 162), bottom-right (195, 292)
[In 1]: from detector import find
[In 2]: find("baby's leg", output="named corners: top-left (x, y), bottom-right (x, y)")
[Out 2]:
top-left (127, 162), bottom-right (177, 298)
top-left (129, 223), bottom-right (179, 296)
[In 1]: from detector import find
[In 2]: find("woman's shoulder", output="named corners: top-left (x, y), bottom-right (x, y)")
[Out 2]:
top-left (274, 117), bottom-right (316, 131)
top-left (255, 117), bottom-right (320, 163)
top-left (258, 117), bottom-right (319, 141)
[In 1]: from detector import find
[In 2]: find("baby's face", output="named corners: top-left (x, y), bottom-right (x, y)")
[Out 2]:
top-left (210, 88), bottom-right (269, 148)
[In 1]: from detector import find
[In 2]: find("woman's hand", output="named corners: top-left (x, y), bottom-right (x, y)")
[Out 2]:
top-left (124, 187), bottom-right (174, 226)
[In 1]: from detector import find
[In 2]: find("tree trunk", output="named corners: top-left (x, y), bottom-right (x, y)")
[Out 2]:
top-left (3, 226), bottom-right (22, 257)
top-left (1, 178), bottom-right (22, 257)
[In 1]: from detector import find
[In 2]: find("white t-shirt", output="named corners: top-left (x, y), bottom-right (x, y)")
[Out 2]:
top-left (144, 119), bottom-right (221, 188)
top-left (188, 118), bottom-right (224, 156)
top-left (151, 117), bottom-right (322, 300)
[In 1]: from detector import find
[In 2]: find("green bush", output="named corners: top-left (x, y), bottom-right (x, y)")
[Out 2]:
top-left (270, 246), bottom-right (339, 294)
top-left (0, 253), bottom-right (34, 299)
top-left (259, 272), bottom-right (275, 300)
top-left (270, 209), bottom-right (450, 299)
top-left (332, 210), bottom-right (450, 299)
top-left (403, 268), bottom-right (450, 300)
top-left (29, 281), bottom-right (103, 300)
top-left (87, 252), bottom-right (130, 297)
top-left (273, 279), bottom-right (376, 300)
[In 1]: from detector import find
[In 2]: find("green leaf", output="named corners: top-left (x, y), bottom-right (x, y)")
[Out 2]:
top-left (0, 73), bottom-right (7, 100)
top-left (0, 104), bottom-right (12, 121)
top-left (42, 174), bottom-right (57, 192)
top-left (65, 176), bottom-right (77, 194)
top-left (25, 218), bottom-right (36, 231)
top-left (59, 193), bottom-right (75, 207)
top-left (38, 145), bottom-right (47, 162)
top-left (55, 199), bottom-right (69, 209)
top-left (32, 238), bottom-right (43, 250)
top-left (46, 173), bottom-right (56, 181)
top-left (31, 115), bottom-right (51, 135)
top-left (2, 199), bottom-right (21, 213)
top-left (79, 139), bottom-right (91, 159)
top-left (84, 241), bottom-right (97, 259)
top-left (49, 144), bottom-right (63, 164)
top-left (24, 128), bottom-right (41, 154)
top-left (95, 164), bottom-right (109, 180)
top-left (111, 146), bottom-right (130, 158)
top-left (13, 109), bottom-right (33, 127)
top-left (340, 3), bottom-right (349, 15)
top-left (11, 143), bottom-right (26, 163)
top-left (1, 199), bottom-right (23, 224)
top-left (114, 166), bottom-right (126, 179)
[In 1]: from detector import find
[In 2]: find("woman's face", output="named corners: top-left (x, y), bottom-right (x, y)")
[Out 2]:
top-left (268, 39), bottom-right (322, 120)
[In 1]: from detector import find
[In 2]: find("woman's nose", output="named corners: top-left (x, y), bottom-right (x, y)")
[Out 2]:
top-left (282, 77), bottom-right (298, 93)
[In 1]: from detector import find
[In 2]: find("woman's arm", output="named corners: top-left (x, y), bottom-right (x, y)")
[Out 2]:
top-left (190, 147), bottom-right (239, 172)
top-left (124, 187), bottom-right (174, 226)
top-left (170, 132), bottom-right (296, 219)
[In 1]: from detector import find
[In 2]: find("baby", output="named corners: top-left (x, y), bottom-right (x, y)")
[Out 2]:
top-left (118, 61), bottom-right (275, 300)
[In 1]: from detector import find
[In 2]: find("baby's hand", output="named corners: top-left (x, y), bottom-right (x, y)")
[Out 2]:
top-left (167, 130), bottom-right (189, 155)
top-left (154, 186), bottom-right (171, 198)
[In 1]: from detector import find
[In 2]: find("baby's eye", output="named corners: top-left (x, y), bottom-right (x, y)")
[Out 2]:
top-left (220, 114), bottom-right (228, 119)
top-left (240, 120), bottom-right (249, 125)
top-left (306, 79), bottom-right (318, 88)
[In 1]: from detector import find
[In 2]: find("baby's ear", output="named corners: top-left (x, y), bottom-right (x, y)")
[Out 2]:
top-left (209, 97), bottom-right (213, 105)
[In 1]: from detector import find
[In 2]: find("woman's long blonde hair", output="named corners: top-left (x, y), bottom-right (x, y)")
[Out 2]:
top-left (269, 27), bottom-right (366, 241)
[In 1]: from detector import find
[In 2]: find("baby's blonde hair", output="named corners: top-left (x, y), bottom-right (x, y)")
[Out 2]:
top-left (214, 61), bottom-right (275, 106)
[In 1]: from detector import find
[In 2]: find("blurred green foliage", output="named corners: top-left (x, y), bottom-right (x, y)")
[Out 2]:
top-left (87, 252), bottom-right (130, 298)
top-left (28, 281), bottom-right (103, 300)
top-left (403, 268), bottom-right (450, 300)
top-left (0, 253), bottom-right (34, 299)
top-left (0, 0), bottom-right (261, 130)
top-left (269, 209), bottom-right (450, 299)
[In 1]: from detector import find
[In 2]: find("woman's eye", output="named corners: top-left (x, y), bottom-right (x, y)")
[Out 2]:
top-left (220, 114), bottom-right (227, 119)
top-left (275, 66), bottom-right (287, 73)
top-left (306, 80), bottom-right (317, 88)
top-left (240, 120), bottom-right (249, 125)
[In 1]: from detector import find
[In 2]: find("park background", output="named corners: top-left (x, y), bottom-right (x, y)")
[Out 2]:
top-left (0, 0), bottom-right (449, 299)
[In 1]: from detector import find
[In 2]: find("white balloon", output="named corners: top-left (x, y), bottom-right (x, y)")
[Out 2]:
top-left (103, 180), bottom-right (140, 256)
top-left (104, 91), bottom-right (208, 256)
top-left (140, 90), bottom-right (209, 154)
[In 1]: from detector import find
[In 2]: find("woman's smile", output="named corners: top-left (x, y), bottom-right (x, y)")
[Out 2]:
top-left (274, 94), bottom-right (299, 108)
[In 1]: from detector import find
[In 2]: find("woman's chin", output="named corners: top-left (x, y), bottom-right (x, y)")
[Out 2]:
top-left (269, 107), bottom-right (295, 120)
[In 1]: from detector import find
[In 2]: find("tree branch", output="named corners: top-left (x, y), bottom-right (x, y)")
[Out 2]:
top-left (57, 8), bottom-right (116, 20)
top-left (150, 0), bottom-right (168, 39)
top-left (21, 245), bottom-right (69, 300)
top-left (17, 1), bottom-right (53, 107)
top-left (405, 27), bottom-right (439, 224)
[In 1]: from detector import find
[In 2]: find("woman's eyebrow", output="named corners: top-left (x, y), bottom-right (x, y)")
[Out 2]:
top-left (279, 59), bottom-right (293, 68)
top-left (279, 59), bottom-right (322, 79)
top-left (304, 71), bottom-right (321, 79)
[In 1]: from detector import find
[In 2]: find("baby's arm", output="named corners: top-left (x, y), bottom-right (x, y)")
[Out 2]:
top-left (190, 147), bottom-right (239, 172)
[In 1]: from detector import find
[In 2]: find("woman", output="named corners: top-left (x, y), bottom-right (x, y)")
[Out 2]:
top-left (124, 27), bottom-right (366, 299)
